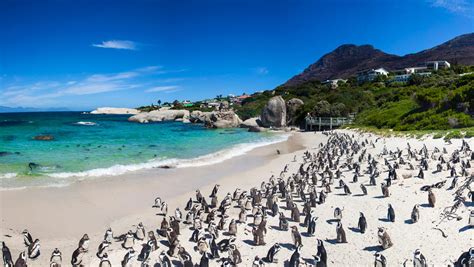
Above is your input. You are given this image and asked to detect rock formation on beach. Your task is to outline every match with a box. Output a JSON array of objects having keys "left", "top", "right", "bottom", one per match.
[
  {"left": 128, "top": 109, "right": 190, "bottom": 123},
  {"left": 260, "top": 95, "right": 287, "bottom": 128},
  {"left": 90, "top": 107, "right": 140, "bottom": 115},
  {"left": 286, "top": 98, "right": 304, "bottom": 126},
  {"left": 204, "top": 111, "right": 242, "bottom": 128}
]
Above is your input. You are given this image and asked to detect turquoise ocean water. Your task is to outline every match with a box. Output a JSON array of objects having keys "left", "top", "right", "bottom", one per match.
[{"left": 0, "top": 112, "right": 286, "bottom": 189}]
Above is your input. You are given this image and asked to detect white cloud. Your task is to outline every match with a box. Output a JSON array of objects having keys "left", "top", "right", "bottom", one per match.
[
  {"left": 0, "top": 66, "right": 175, "bottom": 107},
  {"left": 145, "top": 86, "right": 180, "bottom": 93},
  {"left": 253, "top": 67, "right": 269, "bottom": 75},
  {"left": 92, "top": 40, "right": 138, "bottom": 50},
  {"left": 430, "top": 0, "right": 474, "bottom": 16}
]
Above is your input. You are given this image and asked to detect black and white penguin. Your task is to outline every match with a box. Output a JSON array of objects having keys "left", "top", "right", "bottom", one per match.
[
  {"left": 22, "top": 230, "right": 33, "bottom": 247},
  {"left": 411, "top": 204, "right": 420, "bottom": 223},
  {"left": 358, "top": 212, "right": 367, "bottom": 233},
  {"left": 387, "top": 204, "right": 395, "bottom": 222},
  {"left": 291, "top": 226, "right": 302, "bottom": 248},
  {"left": 71, "top": 247, "right": 86, "bottom": 266},
  {"left": 27, "top": 239, "right": 40, "bottom": 259},
  {"left": 279, "top": 212, "right": 289, "bottom": 231},
  {"left": 413, "top": 249, "right": 428, "bottom": 267},
  {"left": 78, "top": 234, "right": 90, "bottom": 251},
  {"left": 469, "top": 210, "right": 474, "bottom": 227},
  {"left": 374, "top": 252, "right": 387, "bottom": 267},
  {"left": 334, "top": 207, "right": 343, "bottom": 220},
  {"left": 159, "top": 251, "right": 172, "bottom": 267},
  {"left": 99, "top": 253, "right": 112, "bottom": 267},
  {"left": 1, "top": 242, "right": 13, "bottom": 267},
  {"left": 265, "top": 243, "right": 281, "bottom": 263},
  {"left": 360, "top": 184, "right": 368, "bottom": 195},
  {"left": 199, "top": 252, "right": 211, "bottom": 267},
  {"left": 308, "top": 216, "right": 318, "bottom": 236},
  {"left": 185, "top": 198, "right": 193, "bottom": 211},
  {"left": 336, "top": 221, "right": 347, "bottom": 243},
  {"left": 288, "top": 245, "right": 302, "bottom": 267},
  {"left": 428, "top": 190, "right": 436, "bottom": 208},
  {"left": 316, "top": 239, "right": 327, "bottom": 266},
  {"left": 14, "top": 252, "right": 27, "bottom": 267},
  {"left": 135, "top": 223, "right": 146, "bottom": 241},
  {"left": 49, "top": 248, "right": 62, "bottom": 267},
  {"left": 104, "top": 228, "right": 113, "bottom": 244},
  {"left": 121, "top": 248, "right": 135, "bottom": 267},
  {"left": 137, "top": 240, "right": 152, "bottom": 262},
  {"left": 455, "top": 247, "right": 473, "bottom": 267}
]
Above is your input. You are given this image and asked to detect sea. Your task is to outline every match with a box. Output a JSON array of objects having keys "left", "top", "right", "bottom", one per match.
[{"left": 0, "top": 112, "right": 287, "bottom": 189}]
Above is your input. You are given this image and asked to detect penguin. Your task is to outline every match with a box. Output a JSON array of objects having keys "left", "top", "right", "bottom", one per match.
[
  {"left": 178, "top": 247, "right": 194, "bottom": 267},
  {"left": 199, "top": 252, "right": 211, "bottom": 267},
  {"left": 71, "top": 247, "right": 86, "bottom": 266},
  {"left": 334, "top": 207, "right": 343, "bottom": 220},
  {"left": 121, "top": 249, "right": 135, "bottom": 267},
  {"left": 428, "top": 190, "right": 436, "bottom": 208},
  {"left": 14, "top": 252, "right": 27, "bottom": 267},
  {"left": 137, "top": 241, "right": 152, "bottom": 262},
  {"left": 210, "top": 184, "right": 220, "bottom": 198},
  {"left": 159, "top": 251, "right": 172, "bottom": 267},
  {"left": 104, "top": 228, "right": 113, "bottom": 244},
  {"left": 374, "top": 252, "right": 387, "bottom": 267},
  {"left": 135, "top": 222, "right": 146, "bottom": 240},
  {"left": 455, "top": 247, "right": 473, "bottom": 267},
  {"left": 122, "top": 230, "right": 134, "bottom": 249},
  {"left": 228, "top": 219, "right": 237, "bottom": 236},
  {"left": 308, "top": 216, "right": 318, "bottom": 236},
  {"left": 96, "top": 240, "right": 109, "bottom": 259},
  {"left": 411, "top": 204, "right": 420, "bottom": 223},
  {"left": 343, "top": 184, "right": 352, "bottom": 195},
  {"left": 152, "top": 196, "right": 162, "bottom": 208},
  {"left": 185, "top": 198, "right": 193, "bottom": 211},
  {"left": 22, "top": 230, "right": 33, "bottom": 247},
  {"left": 387, "top": 204, "right": 395, "bottom": 222},
  {"left": 316, "top": 239, "right": 327, "bottom": 267},
  {"left": 279, "top": 212, "right": 289, "bottom": 231},
  {"left": 78, "top": 234, "right": 90, "bottom": 251},
  {"left": 1, "top": 242, "right": 13, "bottom": 267},
  {"left": 381, "top": 183, "right": 389, "bottom": 197},
  {"left": 377, "top": 228, "right": 393, "bottom": 249},
  {"left": 99, "top": 253, "right": 112, "bottom": 267},
  {"left": 291, "top": 226, "right": 302, "bottom": 248},
  {"left": 469, "top": 210, "right": 474, "bottom": 227},
  {"left": 360, "top": 184, "right": 368, "bottom": 195},
  {"left": 148, "top": 231, "right": 159, "bottom": 250},
  {"left": 48, "top": 248, "right": 62, "bottom": 267},
  {"left": 358, "top": 212, "right": 367, "bottom": 233},
  {"left": 336, "top": 221, "right": 347, "bottom": 243},
  {"left": 265, "top": 243, "right": 281, "bottom": 263},
  {"left": 288, "top": 245, "right": 302, "bottom": 267},
  {"left": 413, "top": 249, "right": 428, "bottom": 267},
  {"left": 27, "top": 239, "right": 40, "bottom": 259}
]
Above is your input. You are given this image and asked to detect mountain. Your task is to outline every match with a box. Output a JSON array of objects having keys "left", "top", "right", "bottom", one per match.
[
  {"left": 0, "top": 106, "right": 71, "bottom": 113},
  {"left": 284, "top": 33, "right": 474, "bottom": 86}
]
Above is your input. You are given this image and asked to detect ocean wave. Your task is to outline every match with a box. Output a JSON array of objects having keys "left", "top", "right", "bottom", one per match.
[
  {"left": 74, "top": 121, "right": 97, "bottom": 126},
  {"left": 47, "top": 134, "right": 290, "bottom": 179},
  {"left": 0, "top": 173, "right": 18, "bottom": 179}
]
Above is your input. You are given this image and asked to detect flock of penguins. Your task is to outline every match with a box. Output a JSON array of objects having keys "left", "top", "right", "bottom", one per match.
[{"left": 2, "top": 132, "right": 474, "bottom": 267}]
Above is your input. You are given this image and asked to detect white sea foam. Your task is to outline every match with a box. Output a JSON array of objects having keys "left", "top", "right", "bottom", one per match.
[
  {"left": 74, "top": 121, "right": 97, "bottom": 126},
  {"left": 0, "top": 173, "right": 18, "bottom": 179},
  {"left": 47, "top": 134, "right": 290, "bottom": 179}
]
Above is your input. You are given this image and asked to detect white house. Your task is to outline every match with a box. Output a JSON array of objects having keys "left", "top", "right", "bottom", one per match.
[
  {"left": 322, "top": 79, "right": 347, "bottom": 89},
  {"left": 357, "top": 68, "right": 389, "bottom": 83},
  {"left": 425, "top": 61, "right": 450, "bottom": 70}
]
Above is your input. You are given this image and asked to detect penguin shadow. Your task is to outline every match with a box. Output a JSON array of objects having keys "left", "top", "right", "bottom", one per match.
[
  {"left": 270, "top": 225, "right": 285, "bottom": 231},
  {"left": 353, "top": 193, "right": 365, "bottom": 197},
  {"left": 324, "top": 238, "right": 339, "bottom": 245},
  {"left": 159, "top": 240, "right": 170, "bottom": 247},
  {"left": 242, "top": 239, "right": 256, "bottom": 246},
  {"left": 373, "top": 195, "right": 386, "bottom": 199},
  {"left": 335, "top": 193, "right": 349, "bottom": 196},
  {"left": 404, "top": 219, "right": 414, "bottom": 225},
  {"left": 153, "top": 263, "right": 162, "bottom": 267},
  {"left": 326, "top": 219, "right": 340, "bottom": 224},
  {"left": 378, "top": 218, "right": 392, "bottom": 222},
  {"left": 279, "top": 243, "right": 295, "bottom": 250},
  {"left": 301, "top": 232, "right": 315, "bottom": 237},
  {"left": 363, "top": 245, "right": 383, "bottom": 252},
  {"left": 171, "top": 260, "right": 182, "bottom": 266},
  {"left": 465, "top": 202, "right": 474, "bottom": 207},
  {"left": 348, "top": 227, "right": 361, "bottom": 233},
  {"left": 419, "top": 203, "right": 432, "bottom": 208},
  {"left": 459, "top": 225, "right": 472, "bottom": 233}
]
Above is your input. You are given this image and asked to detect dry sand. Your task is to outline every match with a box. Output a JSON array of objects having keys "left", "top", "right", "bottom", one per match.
[{"left": 0, "top": 130, "right": 472, "bottom": 266}]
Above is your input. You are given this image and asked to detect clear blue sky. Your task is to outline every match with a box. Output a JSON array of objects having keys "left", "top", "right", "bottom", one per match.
[{"left": 1, "top": 0, "right": 473, "bottom": 110}]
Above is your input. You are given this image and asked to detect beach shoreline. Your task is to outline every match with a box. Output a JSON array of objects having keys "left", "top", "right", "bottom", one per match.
[{"left": 0, "top": 130, "right": 472, "bottom": 266}]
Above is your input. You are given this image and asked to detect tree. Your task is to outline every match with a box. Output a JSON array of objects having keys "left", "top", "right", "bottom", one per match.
[
  {"left": 313, "top": 100, "right": 331, "bottom": 117},
  {"left": 157, "top": 99, "right": 162, "bottom": 106}
]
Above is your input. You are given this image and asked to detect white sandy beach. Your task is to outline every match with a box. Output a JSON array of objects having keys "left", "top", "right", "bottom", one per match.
[{"left": 0, "top": 130, "right": 472, "bottom": 266}]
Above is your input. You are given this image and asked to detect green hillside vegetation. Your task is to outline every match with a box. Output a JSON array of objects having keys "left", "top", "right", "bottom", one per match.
[{"left": 234, "top": 65, "right": 474, "bottom": 131}]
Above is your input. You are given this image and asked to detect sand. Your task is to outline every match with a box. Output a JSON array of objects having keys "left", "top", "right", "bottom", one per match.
[{"left": 0, "top": 130, "right": 472, "bottom": 266}]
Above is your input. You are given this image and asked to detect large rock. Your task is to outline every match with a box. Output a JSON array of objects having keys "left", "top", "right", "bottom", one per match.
[
  {"left": 128, "top": 109, "right": 190, "bottom": 123},
  {"left": 240, "top": 117, "right": 262, "bottom": 128},
  {"left": 90, "top": 107, "right": 139, "bottom": 115},
  {"left": 205, "top": 111, "right": 242, "bottom": 128},
  {"left": 286, "top": 98, "right": 304, "bottom": 125},
  {"left": 261, "top": 96, "right": 287, "bottom": 128},
  {"left": 189, "top": 111, "right": 212, "bottom": 124}
]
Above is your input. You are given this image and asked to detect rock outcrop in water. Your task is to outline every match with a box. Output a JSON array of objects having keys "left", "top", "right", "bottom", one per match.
[
  {"left": 261, "top": 96, "right": 287, "bottom": 128},
  {"left": 33, "top": 135, "right": 54, "bottom": 141},
  {"left": 240, "top": 117, "right": 262, "bottom": 128},
  {"left": 90, "top": 107, "right": 140, "bottom": 115},
  {"left": 204, "top": 111, "right": 242, "bottom": 129},
  {"left": 128, "top": 109, "right": 190, "bottom": 123}
]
